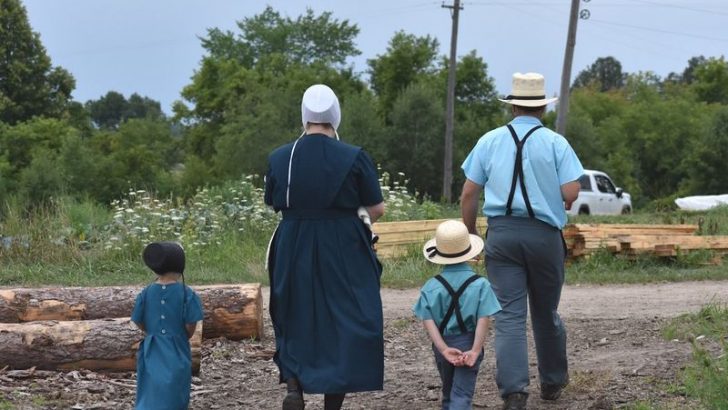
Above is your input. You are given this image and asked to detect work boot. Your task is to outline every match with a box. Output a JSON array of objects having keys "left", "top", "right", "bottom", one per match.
[
  {"left": 540, "top": 376, "right": 569, "bottom": 401},
  {"left": 502, "top": 392, "right": 528, "bottom": 410},
  {"left": 324, "top": 393, "right": 345, "bottom": 410},
  {"left": 282, "top": 378, "right": 304, "bottom": 410}
]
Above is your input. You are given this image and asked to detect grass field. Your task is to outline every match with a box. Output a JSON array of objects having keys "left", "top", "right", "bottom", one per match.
[{"left": 2, "top": 192, "right": 728, "bottom": 288}]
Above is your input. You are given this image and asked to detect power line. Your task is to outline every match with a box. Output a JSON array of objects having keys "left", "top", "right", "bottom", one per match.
[
  {"left": 631, "top": 0, "right": 728, "bottom": 16},
  {"left": 588, "top": 18, "right": 728, "bottom": 43},
  {"left": 355, "top": 2, "right": 440, "bottom": 19}
]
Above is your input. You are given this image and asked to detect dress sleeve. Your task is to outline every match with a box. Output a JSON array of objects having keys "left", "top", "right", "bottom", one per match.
[
  {"left": 476, "top": 280, "right": 502, "bottom": 318},
  {"left": 131, "top": 289, "right": 145, "bottom": 324},
  {"left": 264, "top": 162, "right": 275, "bottom": 206},
  {"left": 355, "top": 150, "right": 384, "bottom": 206},
  {"left": 184, "top": 289, "right": 205, "bottom": 324},
  {"left": 412, "top": 291, "right": 434, "bottom": 321}
]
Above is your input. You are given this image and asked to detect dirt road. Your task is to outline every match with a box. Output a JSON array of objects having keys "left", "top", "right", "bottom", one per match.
[{"left": 2, "top": 281, "right": 727, "bottom": 409}]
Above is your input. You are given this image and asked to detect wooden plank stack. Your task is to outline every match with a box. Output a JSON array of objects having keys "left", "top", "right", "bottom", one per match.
[
  {"left": 374, "top": 218, "right": 487, "bottom": 259},
  {"left": 563, "top": 224, "right": 700, "bottom": 259},
  {"left": 377, "top": 219, "right": 727, "bottom": 262}
]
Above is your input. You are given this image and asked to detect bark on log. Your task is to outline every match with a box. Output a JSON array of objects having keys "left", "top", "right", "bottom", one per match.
[
  {"left": 0, "top": 318, "right": 202, "bottom": 374},
  {"left": 0, "top": 284, "right": 263, "bottom": 340}
]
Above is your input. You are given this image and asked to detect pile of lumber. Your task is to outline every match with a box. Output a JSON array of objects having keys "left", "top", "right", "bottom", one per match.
[
  {"left": 376, "top": 219, "right": 728, "bottom": 262},
  {"left": 0, "top": 284, "right": 263, "bottom": 373},
  {"left": 563, "top": 223, "right": 728, "bottom": 260},
  {"left": 374, "top": 218, "right": 486, "bottom": 259}
]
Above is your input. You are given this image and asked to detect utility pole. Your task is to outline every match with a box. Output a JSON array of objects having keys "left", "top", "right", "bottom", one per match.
[
  {"left": 555, "top": 0, "right": 581, "bottom": 136},
  {"left": 442, "top": 0, "right": 462, "bottom": 202}
]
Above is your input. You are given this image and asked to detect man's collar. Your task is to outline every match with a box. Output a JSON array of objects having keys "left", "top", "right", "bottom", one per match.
[{"left": 510, "top": 115, "right": 543, "bottom": 126}]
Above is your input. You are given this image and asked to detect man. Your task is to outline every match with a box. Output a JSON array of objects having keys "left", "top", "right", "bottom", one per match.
[{"left": 460, "top": 72, "right": 584, "bottom": 410}]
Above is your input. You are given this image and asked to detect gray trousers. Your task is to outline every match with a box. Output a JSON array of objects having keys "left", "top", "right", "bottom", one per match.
[
  {"left": 485, "top": 216, "right": 568, "bottom": 398},
  {"left": 432, "top": 332, "right": 484, "bottom": 410}
]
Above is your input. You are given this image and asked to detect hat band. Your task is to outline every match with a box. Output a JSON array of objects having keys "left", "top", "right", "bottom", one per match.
[
  {"left": 505, "top": 95, "right": 546, "bottom": 100},
  {"left": 426, "top": 245, "right": 472, "bottom": 259}
]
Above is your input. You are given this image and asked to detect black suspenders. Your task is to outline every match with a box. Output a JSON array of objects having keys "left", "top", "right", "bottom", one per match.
[
  {"left": 433, "top": 274, "right": 482, "bottom": 335},
  {"left": 505, "top": 124, "right": 542, "bottom": 218}
]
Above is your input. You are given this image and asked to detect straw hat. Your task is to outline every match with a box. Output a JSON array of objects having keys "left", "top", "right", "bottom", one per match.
[
  {"left": 301, "top": 84, "right": 341, "bottom": 130},
  {"left": 498, "top": 72, "right": 558, "bottom": 107},
  {"left": 423, "top": 220, "right": 484, "bottom": 265}
]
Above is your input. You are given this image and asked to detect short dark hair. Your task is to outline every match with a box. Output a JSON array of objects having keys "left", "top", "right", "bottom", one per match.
[{"left": 513, "top": 104, "right": 546, "bottom": 114}]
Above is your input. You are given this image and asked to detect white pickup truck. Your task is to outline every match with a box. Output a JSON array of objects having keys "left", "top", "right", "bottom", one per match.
[{"left": 567, "top": 170, "right": 632, "bottom": 215}]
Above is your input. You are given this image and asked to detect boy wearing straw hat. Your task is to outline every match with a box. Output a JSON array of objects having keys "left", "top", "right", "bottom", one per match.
[
  {"left": 413, "top": 220, "right": 501, "bottom": 410},
  {"left": 460, "top": 72, "right": 584, "bottom": 409}
]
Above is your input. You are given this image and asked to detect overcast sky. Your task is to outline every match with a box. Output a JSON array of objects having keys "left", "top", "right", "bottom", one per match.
[{"left": 23, "top": 0, "right": 728, "bottom": 113}]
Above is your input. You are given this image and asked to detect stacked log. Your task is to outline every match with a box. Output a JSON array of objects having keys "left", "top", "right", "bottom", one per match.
[
  {"left": 0, "top": 319, "right": 203, "bottom": 374},
  {"left": 0, "top": 284, "right": 263, "bottom": 340},
  {"left": 0, "top": 284, "right": 263, "bottom": 373}
]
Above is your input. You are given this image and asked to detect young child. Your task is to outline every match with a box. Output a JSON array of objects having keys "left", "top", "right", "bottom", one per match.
[
  {"left": 131, "top": 241, "right": 204, "bottom": 410},
  {"left": 413, "top": 220, "right": 502, "bottom": 410}
]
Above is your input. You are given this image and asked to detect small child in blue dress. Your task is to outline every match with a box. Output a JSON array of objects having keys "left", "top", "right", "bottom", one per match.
[
  {"left": 131, "top": 241, "right": 204, "bottom": 410},
  {"left": 413, "top": 220, "right": 502, "bottom": 410}
]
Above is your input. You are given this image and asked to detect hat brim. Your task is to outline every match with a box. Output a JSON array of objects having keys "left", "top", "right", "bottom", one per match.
[
  {"left": 423, "top": 234, "right": 484, "bottom": 265},
  {"left": 498, "top": 97, "right": 558, "bottom": 107}
]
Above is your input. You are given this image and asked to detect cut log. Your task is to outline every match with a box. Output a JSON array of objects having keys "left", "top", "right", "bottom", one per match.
[
  {"left": 0, "top": 318, "right": 202, "bottom": 374},
  {"left": 0, "top": 284, "right": 263, "bottom": 341}
]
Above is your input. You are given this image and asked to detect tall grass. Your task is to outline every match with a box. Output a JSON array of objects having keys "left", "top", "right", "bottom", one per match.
[{"left": 663, "top": 304, "right": 728, "bottom": 410}]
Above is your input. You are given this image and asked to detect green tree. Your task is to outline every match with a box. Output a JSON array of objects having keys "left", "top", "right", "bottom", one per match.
[
  {"left": 89, "top": 119, "right": 178, "bottom": 203},
  {"left": 200, "top": 6, "right": 360, "bottom": 68},
  {"left": 0, "top": 0, "right": 75, "bottom": 124},
  {"left": 85, "top": 91, "right": 164, "bottom": 129},
  {"left": 385, "top": 83, "right": 444, "bottom": 198},
  {"left": 0, "top": 118, "right": 70, "bottom": 193},
  {"left": 692, "top": 56, "right": 728, "bottom": 104},
  {"left": 572, "top": 56, "right": 625, "bottom": 92},
  {"left": 683, "top": 107, "right": 728, "bottom": 195},
  {"left": 367, "top": 31, "right": 439, "bottom": 118},
  {"left": 176, "top": 7, "right": 365, "bottom": 182}
]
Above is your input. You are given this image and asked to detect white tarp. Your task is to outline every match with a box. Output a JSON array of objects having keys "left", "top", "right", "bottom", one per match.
[{"left": 675, "top": 194, "right": 728, "bottom": 211}]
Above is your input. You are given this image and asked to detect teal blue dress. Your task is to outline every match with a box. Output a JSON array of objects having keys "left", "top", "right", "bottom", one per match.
[{"left": 131, "top": 283, "right": 204, "bottom": 410}]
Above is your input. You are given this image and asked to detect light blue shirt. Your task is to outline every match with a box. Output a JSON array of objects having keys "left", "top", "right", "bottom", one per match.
[
  {"left": 461, "top": 116, "right": 584, "bottom": 228},
  {"left": 413, "top": 263, "right": 501, "bottom": 336}
]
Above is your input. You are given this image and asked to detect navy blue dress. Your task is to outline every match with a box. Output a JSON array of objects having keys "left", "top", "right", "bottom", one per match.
[
  {"left": 265, "top": 133, "right": 384, "bottom": 394},
  {"left": 131, "top": 283, "right": 204, "bottom": 410}
]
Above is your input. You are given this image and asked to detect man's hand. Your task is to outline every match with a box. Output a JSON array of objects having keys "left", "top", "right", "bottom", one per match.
[
  {"left": 441, "top": 347, "right": 464, "bottom": 366},
  {"left": 564, "top": 200, "right": 574, "bottom": 211}
]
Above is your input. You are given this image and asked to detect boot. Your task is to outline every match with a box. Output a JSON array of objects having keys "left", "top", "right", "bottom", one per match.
[
  {"left": 282, "top": 378, "right": 304, "bottom": 410},
  {"left": 324, "top": 394, "right": 345, "bottom": 410}
]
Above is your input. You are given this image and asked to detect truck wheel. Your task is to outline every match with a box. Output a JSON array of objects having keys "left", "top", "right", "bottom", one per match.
[
  {"left": 622, "top": 206, "right": 632, "bottom": 214},
  {"left": 578, "top": 206, "right": 590, "bottom": 215}
]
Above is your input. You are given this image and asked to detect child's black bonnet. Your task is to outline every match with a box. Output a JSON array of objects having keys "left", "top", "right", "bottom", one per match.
[{"left": 143, "top": 242, "right": 185, "bottom": 275}]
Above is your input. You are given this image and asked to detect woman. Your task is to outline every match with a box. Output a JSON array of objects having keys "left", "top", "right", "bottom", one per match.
[{"left": 265, "top": 84, "right": 385, "bottom": 410}]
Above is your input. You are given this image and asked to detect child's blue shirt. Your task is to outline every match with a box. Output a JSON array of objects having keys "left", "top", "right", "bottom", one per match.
[{"left": 413, "top": 263, "right": 501, "bottom": 336}]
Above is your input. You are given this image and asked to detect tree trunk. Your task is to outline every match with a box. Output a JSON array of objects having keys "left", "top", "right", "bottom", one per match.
[
  {"left": 0, "top": 318, "right": 202, "bottom": 374},
  {"left": 0, "top": 284, "right": 263, "bottom": 340}
]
